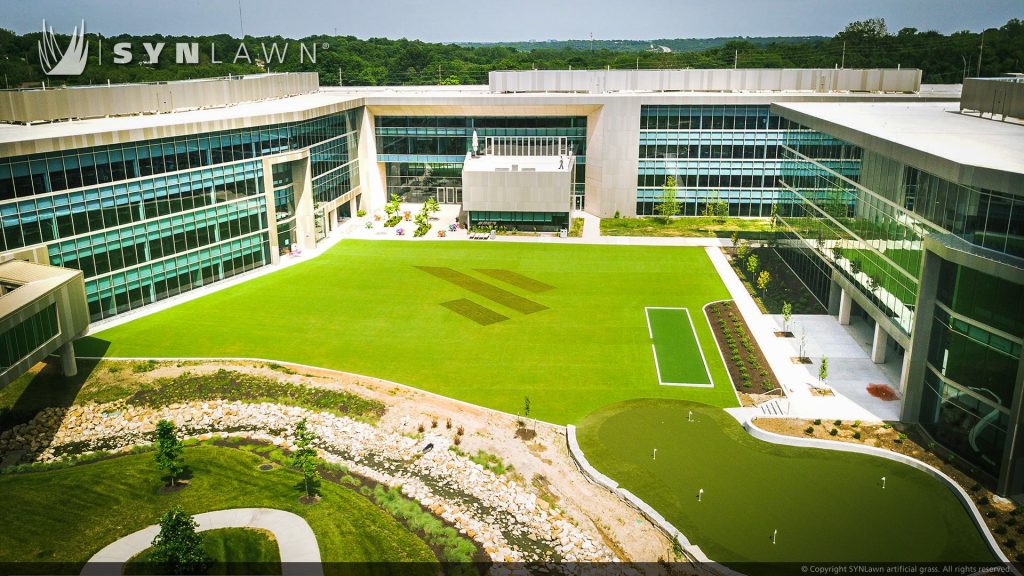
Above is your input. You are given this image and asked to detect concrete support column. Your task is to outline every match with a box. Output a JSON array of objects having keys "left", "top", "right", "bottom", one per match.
[
  {"left": 898, "top": 351, "right": 912, "bottom": 395},
  {"left": 60, "top": 341, "right": 77, "bottom": 377},
  {"left": 838, "top": 288, "right": 852, "bottom": 326},
  {"left": 871, "top": 322, "right": 888, "bottom": 364}
]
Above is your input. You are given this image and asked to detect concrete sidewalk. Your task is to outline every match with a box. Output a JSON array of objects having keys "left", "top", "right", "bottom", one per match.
[
  {"left": 81, "top": 508, "right": 322, "bottom": 576},
  {"left": 707, "top": 246, "right": 899, "bottom": 422}
]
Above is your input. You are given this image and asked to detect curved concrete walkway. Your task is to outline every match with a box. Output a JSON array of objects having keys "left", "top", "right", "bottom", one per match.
[{"left": 80, "top": 508, "right": 322, "bottom": 576}]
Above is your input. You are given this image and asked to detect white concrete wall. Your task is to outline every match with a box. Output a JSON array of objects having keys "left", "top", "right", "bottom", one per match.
[
  {"left": 490, "top": 69, "right": 923, "bottom": 94},
  {"left": 462, "top": 164, "right": 571, "bottom": 213}
]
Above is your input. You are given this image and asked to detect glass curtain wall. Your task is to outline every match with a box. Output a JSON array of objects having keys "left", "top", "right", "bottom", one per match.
[
  {"left": 376, "top": 116, "right": 586, "bottom": 207},
  {"left": 637, "top": 105, "right": 861, "bottom": 216}
]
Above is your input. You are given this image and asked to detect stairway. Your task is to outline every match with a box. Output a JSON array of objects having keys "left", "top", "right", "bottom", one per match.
[{"left": 759, "top": 398, "right": 789, "bottom": 416}]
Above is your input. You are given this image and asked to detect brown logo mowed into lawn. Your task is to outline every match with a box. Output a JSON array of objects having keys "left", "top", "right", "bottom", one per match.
[
  {"left": 440, "top": 298, "right": 510, "bottom": 325},
  {"left": 474, "top": 269, "right": 554, "bottom": 293},
  {"left": 416, "top": 266, "right": 549, "bottom": 315}
]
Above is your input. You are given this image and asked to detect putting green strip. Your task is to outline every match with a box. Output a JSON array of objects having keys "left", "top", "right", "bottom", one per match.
[
  {"left": 645, "top": 307, "right": 712, "bottom": 387},
  {"left": 474, "top": 269, "right": 555, "bottom": 293},
  {"left": 416, "top": 266, "right": 548, "bottom": 314},
  {"left": 440, "top": 298, "right": 509, "bottom": 325}
]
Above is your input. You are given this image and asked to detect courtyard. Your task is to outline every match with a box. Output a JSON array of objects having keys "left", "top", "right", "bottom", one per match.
[{"left": 78, "top": 240, "right": 738, "bottom": 424}]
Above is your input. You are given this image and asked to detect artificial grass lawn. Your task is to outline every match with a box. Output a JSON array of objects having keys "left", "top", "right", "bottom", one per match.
[
  {"left": 79, "top": 240, "right": 737, "bottom": 424},
  {"left": 125, "top": 528, "right": 282, "bottom": 576},
  {"left": 577, "top": 399, "right": 996, "bottom": 567},
  {"left": 645, "top": 308, "right": 710, "bottom": 385},
  {"left": 0, "top": 445, "right": 435, "bottom": 572},
  {"left": 601, "top": 216, "right": 774, "bottom": 238}
]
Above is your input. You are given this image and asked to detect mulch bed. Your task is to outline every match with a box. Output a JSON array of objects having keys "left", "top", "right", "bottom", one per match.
[{"left": 705, "top": 301, "right": 782, "bottom": 403}]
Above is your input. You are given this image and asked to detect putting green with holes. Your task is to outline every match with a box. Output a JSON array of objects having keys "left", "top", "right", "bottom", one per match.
[{"left": 576, "top": 399, "right": 997, "bottom": 568}]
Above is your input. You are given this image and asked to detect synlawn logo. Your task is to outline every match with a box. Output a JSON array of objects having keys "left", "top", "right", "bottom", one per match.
[
  {"left": 38, "top": 19, "right": 89, "bottom": 76},
  {"left": 36, "top": 19, "right": 325, "bottom": 77}
]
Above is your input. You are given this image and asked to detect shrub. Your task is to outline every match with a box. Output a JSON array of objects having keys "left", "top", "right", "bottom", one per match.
[
  {"left": 452, "top": 435, "right": 462, "bottom": 446},
  {"left": 833, "top": 420, "right": 842, "bottom": 426},
  {"left": 456, "top": 425, "right": 465, "bottom": 436},
  {"left": 356, "top": 209, "right": 367, "bottom": 217},
  {"left": 853, "top": 432, "right": 861, "bottom": 440},
  {"left": 971, "top": 483, "right": 982, "bottom": 492},
  {"left": 986, "top": 511, "right": 997, "bottom": 518},
  {"left": 813, "top": 419, "right": 821, "bottom": 425},
  {"left": 1007, "top": 517, "right": 1017, "bottom": 527},
  {"left": 852, "top": 420, "right": 860, "bottom": 428},
  {"left": 431, "top": 418, "right": 438, "bottom": 429},
  {"left": 995, "top": 526, "right": 1008, "bottom": 535},
  {"left": 445, "top": 418, "right": 452, "bottom": 430},
  {"left": 804, "top": 426, "right": 814, "bottom": 435},
  {"left": 977, "top": 496, "right": 990, "bottom": 506},
  {"left": 417, "top": 423, "right": 425, "bottom": 434},
  {"left": 829, "top": 428, "right": 838, "bottom": 436}
]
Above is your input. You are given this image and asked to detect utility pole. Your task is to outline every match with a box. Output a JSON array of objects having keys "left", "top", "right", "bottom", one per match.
[
  {"left": 841, "top": 41, "right": 846, "bottom": 69},
  {"left": 338, "top": 67, "right": 342, "bottom": 87},
  {"left": 734, "top": 50, "right": 738, "bottom": 69},
  {"left": 977, "top": 32, "right": 984, "bottom": 77},
  {"left": 438, "top": 64, "right": 441, "bottom": 84}
]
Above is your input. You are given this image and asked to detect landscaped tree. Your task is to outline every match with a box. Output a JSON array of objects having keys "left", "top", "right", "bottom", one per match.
[
  {"left": 757, "top": 270, "right": 771, "bottom": 298},
  {"left": 746, "top": 254, "right": 759, "bottom": 280},
  {"left": 150, "top": 506, "right": 207, "bottom": 575},
  {"left": 735, "top": 244, "right": 749, "bottom": 264},
  {"left": 782, "top": 302, "right": 793, "bottom": 333},
  {"left": 155, "top": 419, "right": 184, "bottom": 488},
  {"left": 424, "top": 196, "right": 441, "bottom": 216},
  {"left": 383, "top": 194, "right": 402, "bottom": 224},
  {"left": 656, "top": 176, "right": 680, "bottom": 220},
  {"left": 292, "top": 418, "right": 321, "bottom": 501},
  {"left": 819, "top": 356, "right": 829, "bottom": 385}
]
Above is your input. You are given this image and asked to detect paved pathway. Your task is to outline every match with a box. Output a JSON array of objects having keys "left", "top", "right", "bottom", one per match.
[
  {"left": 80, "top": 508, "right": 322, "bottom": 576},
  {"left": 706, "top": 247, "right": 899, "bottom": 422}
]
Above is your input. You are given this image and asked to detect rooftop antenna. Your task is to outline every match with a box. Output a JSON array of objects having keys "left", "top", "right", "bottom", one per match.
[{"left": 237, "top": 0, "right": 245, "bottom": 38}]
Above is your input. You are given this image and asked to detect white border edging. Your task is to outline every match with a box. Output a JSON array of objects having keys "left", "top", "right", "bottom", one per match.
[
  {"left": 745, "top": 416, "right": 1010, "bottom": 563},
  {"left": 644, "top": 307, "right": 714, "bottom": 388},
  {"left": 566, "top": 425, "right": 743, "bottom": 575}
]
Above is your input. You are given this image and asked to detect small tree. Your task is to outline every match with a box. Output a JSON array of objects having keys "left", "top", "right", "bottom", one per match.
[
  {"left": 292, "top": 418, "right": 321, "bottom": 500},
  {"left": 150, "top": 506, "right": 207, "bottom": 575},
  {"left": 819, "top": 356, "right": 829, "bottom": 385},
  {"left": 383, "top": 194, "right": 402, "bottom": 219},
  {"left": 757, "top": 270, "right": 771, "bottom": 298},
  {"left": 735, "top": 244, "right": 749, "bottom": 263},
  {"left": 424, "top": 196, "right": 441, "bottom": 216},
  {"left": 799, "top": 326, "right": 808, "bottom": 359},
  {"left": 746, "top": 254, "right": 759, "bottom": 280},
  {"left": 523, "top": 396, "right": 531, "bottom": 420},
  {"left": 782, "top": 302, "right": 793, "bottom": 333},
  {"left": 656, "top": 176, "right": 680, "bottom": 220},
  {"left": 155, "top": 420, "right": 184, "bottom": 487},
  {"left": 730, "top": 232, "right": 740, "bottom": 252}
]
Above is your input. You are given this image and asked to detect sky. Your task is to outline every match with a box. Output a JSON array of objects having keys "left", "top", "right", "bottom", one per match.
[{"left": 3, "top": 0, "right": 1021, "bottom": 42}]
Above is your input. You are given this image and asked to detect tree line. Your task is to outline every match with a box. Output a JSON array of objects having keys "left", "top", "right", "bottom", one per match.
[{"left": 0, "top": 17, "right": 1020, "bottom": 89}]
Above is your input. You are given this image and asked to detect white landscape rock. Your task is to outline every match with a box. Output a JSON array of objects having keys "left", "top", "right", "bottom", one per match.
[{"left": 0, "top": 399, "right": 616, "bottom": 563}]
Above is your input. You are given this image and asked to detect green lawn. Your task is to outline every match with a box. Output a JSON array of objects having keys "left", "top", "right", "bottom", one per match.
[
  {"left": 577, "top": 399, "right": 996, "bottom": 568},
  {"left": 0, "top": 445, "right": 435, "bottom": 573},
  {"left": 78, "top": 240, "right": 737, "bottom": 424},
  {"left": 601, "top": 216, "right": 774, "bottom": 238},
  {"left": 125, "top": 528, "right": 282, "bottom": 575},
  {"left": 645, "top": 308, "right": 711, "bottom": 386}
]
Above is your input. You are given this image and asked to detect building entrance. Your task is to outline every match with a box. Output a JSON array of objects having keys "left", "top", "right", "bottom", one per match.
[{"left": 436, "top": 187, "right": 462, "bottom": 204}]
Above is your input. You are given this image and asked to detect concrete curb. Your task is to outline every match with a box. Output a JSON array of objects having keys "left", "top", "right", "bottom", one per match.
[
  {"left": 81, "top": 507, "right": 322, "bottom": 576},
  {"left": 565, "top": 425, "right": 743, "bottom": 575},
  {"left": 745, "top": 416, "right": 1010, "bottom": 564}
]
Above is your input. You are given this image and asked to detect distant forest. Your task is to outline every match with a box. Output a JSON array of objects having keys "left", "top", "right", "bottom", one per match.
[
  {"left": 457, "top": 36, "right": 828, "bottom": 53},
  {"left": 0, "top": 18, "right": 1021, "bottom": 88}
]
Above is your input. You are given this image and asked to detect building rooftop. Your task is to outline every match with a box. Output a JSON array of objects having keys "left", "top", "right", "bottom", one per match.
[
  {"left": 773, "top": 101, "right": 1024, "bottom": 190},
  {"left": 0, "top": 259, "right": 82, "bottom": 317},
  {"left": 462, "top": 153, "right": 573, "bottom": 173}
]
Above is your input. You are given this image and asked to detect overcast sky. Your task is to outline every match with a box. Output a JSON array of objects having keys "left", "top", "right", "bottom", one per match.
[{"left": 4, "top": 0, "right": 1021, "bottom": 42}]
